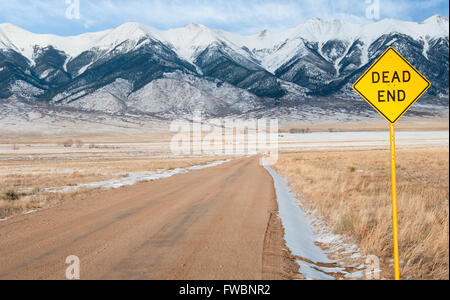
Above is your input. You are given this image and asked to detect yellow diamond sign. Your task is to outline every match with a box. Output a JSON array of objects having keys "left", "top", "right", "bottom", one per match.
[{"left": 353, "top": 47, "right": 431, "bottom": 124}]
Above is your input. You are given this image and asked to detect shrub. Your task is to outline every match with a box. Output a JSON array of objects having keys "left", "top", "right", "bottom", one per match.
[
  {"left": 2, "top": 190, "right": 19, "bottom": 201},
  {"left": 63, "top": 139, "right": 74, "bottom": 148},
  {"left": 75, "top": 140, "right": 84, "bottom": 148}
]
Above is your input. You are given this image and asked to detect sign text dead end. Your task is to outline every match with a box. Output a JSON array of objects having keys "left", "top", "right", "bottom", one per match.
[{"left": 353, "top": 47, "right": 431, "bottom": 124}]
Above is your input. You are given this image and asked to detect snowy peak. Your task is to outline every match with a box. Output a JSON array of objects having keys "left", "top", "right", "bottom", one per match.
[
  {"left": 0, "top": 22, "right": 157, "bottom": 64},
  {"left": 1, "top": 16, "right": 448, "bottom": 65},
  {"left": 422, "top": 15, "right": 449, "bottom": 35},
  {"left": 155, "top": 23, "right": 256, "bottom": 63},
  {"left": 159, "top": 23, "right": 226, "bottom": 61},
  {"left": 100, "top": 22, "right": 149, "bottom": 43},
  {"left": 0, "top": 23, "right": 33, "bottom": 51},
  {"left": 183, "top": 23, "right": 209, "bottom": 30},
  {"left": 0, "top": 23, "right": 114, "bottom": 63},
  {"left": 0, "top": 23, "right": 26, "bottom": 35},
  {"left": 423, "top": 14, "right": 448, "bottom": 25},
  {"left": 289, "top": 18, "right": 355, "bottom": 41},
  {"left": 0, "top": 16, "right": 448, "bottom": 109}
]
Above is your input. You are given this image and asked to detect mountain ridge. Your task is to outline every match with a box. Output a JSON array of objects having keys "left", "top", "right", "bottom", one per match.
[{"left": 0, "top": 16, "right": 448, "bottom": 118}]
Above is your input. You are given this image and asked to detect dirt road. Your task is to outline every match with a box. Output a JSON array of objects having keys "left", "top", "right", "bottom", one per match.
[{"left": 0, "top": 157, "right": 298, "bottom": 280}]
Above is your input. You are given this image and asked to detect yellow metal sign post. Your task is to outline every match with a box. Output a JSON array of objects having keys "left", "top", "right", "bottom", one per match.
[
  {"left": 353, "top": 47, "right": 431, "bottom": 280},
  {"left": 389, "top": 123, "right": 399, "bottom": 280}
]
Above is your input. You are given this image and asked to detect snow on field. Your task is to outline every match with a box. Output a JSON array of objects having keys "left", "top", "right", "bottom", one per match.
[
  {"left": 262, "top": 157, "right": 370, "bottom": 280},
  {"left": 282, "top": 131, "right": 449, "bottom": 141},
  {"left": 187, "top": 159, "right": 232, "bottom": 170},
  {"left": 279, "top": 131, "right": 449, "bottom": 151}
]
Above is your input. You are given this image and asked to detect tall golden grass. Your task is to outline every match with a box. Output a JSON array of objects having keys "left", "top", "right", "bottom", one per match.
[{"left": 274, "top": 148, "right": 449, "bottom": 280}]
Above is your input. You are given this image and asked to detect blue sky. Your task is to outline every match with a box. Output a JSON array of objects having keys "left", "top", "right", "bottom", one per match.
[{"left": 0, "top": 0, "right": 448, "bottom": 35}]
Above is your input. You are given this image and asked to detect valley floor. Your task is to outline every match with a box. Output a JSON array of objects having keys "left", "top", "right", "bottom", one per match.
[{"left": 0, "top": 116, "right": 448, "bottom": 280}]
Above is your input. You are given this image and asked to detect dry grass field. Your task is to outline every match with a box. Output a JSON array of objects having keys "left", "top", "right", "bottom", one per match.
[
  {"left": 274, "top": 148, "right": 449, "bottom": 280},
  {"left": 0, "top": 153, "right": 231, "bottom": 219}
]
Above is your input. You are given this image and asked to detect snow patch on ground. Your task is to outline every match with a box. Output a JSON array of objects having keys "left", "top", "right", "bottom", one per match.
[
  {"left": 262, "top": 157, "right": 371, "bottom": 280},
  {"left": 278, "top": 131, "right": 449, "bottom": 151},
  {"left": 44, "top": 159, "right": 232, "bottom": 193},
  {"left": 1, "top": 209, "right": 42, "bottom": 222}
]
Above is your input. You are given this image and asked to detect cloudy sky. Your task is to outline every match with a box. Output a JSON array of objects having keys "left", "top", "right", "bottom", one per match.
[{"left": 0, "top": 0, "right": 448, "bottom": 35}]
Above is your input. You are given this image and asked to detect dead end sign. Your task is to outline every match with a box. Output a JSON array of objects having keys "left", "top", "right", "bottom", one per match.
[
  {"left": 353, "top": 47, "right": 431, "bottom": 124},
  {"left": 352, "top": 46, "right": 432, "bottom": 280}
]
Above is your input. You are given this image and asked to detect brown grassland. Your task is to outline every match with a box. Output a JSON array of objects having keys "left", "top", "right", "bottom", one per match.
[
  {"left": 0, "top": 155, "right": 230, "bottom": 219},
  {"left": 274, "top": 147, "right": 449, "bottom": 280}
]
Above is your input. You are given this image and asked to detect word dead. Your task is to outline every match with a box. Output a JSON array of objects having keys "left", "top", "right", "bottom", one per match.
[{"left": 372, "top": 71, "right": 411, "bottom": 102}]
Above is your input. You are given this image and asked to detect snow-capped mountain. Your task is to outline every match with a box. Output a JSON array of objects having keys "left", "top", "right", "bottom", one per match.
[{"left": 0, "top": 15, "right": 448, "bottom": 118}]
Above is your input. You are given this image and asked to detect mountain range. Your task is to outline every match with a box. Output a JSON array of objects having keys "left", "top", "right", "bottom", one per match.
[{"left": 0, "top": 15, "right": 448, "bottom": 118}]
